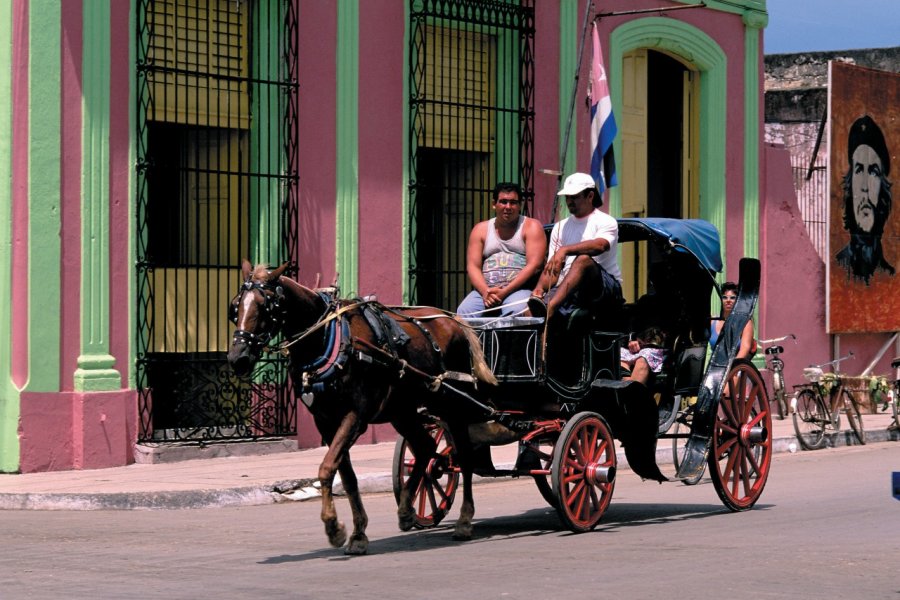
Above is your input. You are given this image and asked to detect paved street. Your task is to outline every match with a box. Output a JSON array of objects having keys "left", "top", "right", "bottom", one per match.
[{"left": 1, "top": 442, "right": 897, "bottom": 600}]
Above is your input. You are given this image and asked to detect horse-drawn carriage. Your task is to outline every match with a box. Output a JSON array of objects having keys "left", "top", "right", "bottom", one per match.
[{"left": 228, "top": 218, "right": 771, "bottom": 554}]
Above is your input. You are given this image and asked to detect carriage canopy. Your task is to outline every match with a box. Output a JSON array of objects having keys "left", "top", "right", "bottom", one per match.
[{"left": 617, "top": 218, "right": 722, "bottom": 274}]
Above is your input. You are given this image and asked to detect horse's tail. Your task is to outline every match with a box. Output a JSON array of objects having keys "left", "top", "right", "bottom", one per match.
[{"left": 455, "top": 317, "right": 498, "bottom": 387}]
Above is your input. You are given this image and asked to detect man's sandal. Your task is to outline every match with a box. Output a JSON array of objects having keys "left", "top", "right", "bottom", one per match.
[{"left": 527, "top": 295, "right": 547, "bottom": 319}]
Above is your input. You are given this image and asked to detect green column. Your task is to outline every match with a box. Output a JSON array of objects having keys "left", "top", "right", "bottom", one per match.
[
  {"left": 75, "top": 0, "right": 120, "bottom": 392},
  {"left": 0, "top": 0, "right": 17, "bottom": 470},
  {"left": 742, "top": 10, "right": 767, "bottom": 261},
  {"left": 335, "top": 1, "right": 359, "bottom": 295},
  {"left": 556, "top": 0, "right": 578, "bottom": 219},
  {"left": 28, "top": 0, "right": 62, "bottom": 392}
]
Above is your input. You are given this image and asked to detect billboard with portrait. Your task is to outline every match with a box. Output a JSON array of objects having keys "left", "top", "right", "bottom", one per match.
[{"left": 827, "top": 61, "right": 900, "bottom": 333}]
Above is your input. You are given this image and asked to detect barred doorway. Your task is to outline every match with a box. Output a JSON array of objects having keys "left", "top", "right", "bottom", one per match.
[
  {"left": 408, "top": 0, "right": 535, "bottom": 308},
  {"left": 135, "top": 0, "right": 299, "bottom": 442}
]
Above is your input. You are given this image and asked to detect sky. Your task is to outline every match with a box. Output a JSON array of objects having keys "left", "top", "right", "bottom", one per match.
[{"left": 764, "top": 0, "right": 900, "bottom": 54}]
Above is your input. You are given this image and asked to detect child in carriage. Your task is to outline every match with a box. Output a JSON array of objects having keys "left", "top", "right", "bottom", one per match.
[{"left": 619, "top": 326, "right": 668, "bottom": 386}]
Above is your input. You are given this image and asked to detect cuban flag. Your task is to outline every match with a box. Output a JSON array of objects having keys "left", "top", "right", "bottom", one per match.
[{"left": 589, "top": 23, "right": 618, "bottom": 194}]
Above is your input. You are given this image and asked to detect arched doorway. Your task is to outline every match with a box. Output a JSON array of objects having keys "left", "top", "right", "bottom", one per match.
[
  {"left": 619, "top": 48, "right": 700, "bottom": 301},
  {"left": 610, "top": 18, "right": 727, "bottom": 302}
]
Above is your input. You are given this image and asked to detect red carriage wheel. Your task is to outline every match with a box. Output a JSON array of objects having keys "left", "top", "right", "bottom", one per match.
[
  {"left": 709, "top": 359, "right": 772, "bottom": 511},
  {"left": 528, "top": 436, "right": 559, "bottom": 508},
  {"left": 550, "top": 412, "right": 616, "bottom": 532},
  {"left": 391, "top": 424, "right": 459, "bottom": 528}
]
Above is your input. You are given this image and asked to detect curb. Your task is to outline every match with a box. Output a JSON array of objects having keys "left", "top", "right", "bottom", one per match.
[{"left": 1, "top": 431, "right": 896, "bottom": 511}]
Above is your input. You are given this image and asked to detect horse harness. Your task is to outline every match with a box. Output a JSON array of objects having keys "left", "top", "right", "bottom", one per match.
[
  {"left": 250, "top": 289, "right": 479, "bottom": 412},
  {"left": 230, "top": 279, "right": 286, "bottom": 353}
]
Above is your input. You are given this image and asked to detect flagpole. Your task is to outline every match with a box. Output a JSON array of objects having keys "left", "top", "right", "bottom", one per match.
[{"left": 553, "top": 0, "right": 593, "bottom": 223}]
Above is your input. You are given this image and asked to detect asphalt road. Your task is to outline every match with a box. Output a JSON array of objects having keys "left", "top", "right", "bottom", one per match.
[{"left": 1, "top": 443, "right": 898, "bottom": 600}]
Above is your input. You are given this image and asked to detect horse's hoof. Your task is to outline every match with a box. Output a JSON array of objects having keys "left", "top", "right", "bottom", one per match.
[
  {"left": 398, "top": 508, "right": 415, "bottom": 531},
  {"left": 327, "top": 522, "right": 347, "bottom": 548},
  {"left": 452, "top": 524, "right": 473, "bottom": 541},
  {"left": 345, "top": 534, "right": 369, "bottom": 555}
]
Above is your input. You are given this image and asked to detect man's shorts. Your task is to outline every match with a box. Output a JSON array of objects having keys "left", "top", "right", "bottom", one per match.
[{"left": 548, "top": 261, "right": 623, "bottom": 319}]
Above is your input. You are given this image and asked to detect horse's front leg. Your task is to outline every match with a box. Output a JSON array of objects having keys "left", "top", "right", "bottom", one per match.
[
  {"left": 317, "top": 413, "right": 364, "bottom": 551},
  {"left": 336, "top": 456, "right": 369, "bottom": 555}
]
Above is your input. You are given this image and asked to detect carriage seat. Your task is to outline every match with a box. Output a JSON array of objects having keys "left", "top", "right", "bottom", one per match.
[
  {"left": 463, "top": 316, "right": 544, "bottom": 382},
  {"left": 652, "top": 337, "right": 708, "bottom": 433}
]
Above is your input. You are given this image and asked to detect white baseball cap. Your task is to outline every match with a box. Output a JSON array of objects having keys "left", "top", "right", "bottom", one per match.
[{"left": 557, "top": 172, "right": 599, "bottom": 197}]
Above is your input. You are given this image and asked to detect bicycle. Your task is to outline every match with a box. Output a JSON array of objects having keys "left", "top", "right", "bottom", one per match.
[
  {"left": 791, "top": 352, "right": 866, "bottom": 450},
  {"left": 759, "top": 333, "right": 797, "bottom": 420},
  {"left": 885, "top": 357, "right": 900, "bottom": 432}
]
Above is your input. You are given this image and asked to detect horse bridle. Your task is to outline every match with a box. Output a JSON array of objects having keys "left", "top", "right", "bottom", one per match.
[{"left": 230, "top": 279, "right": 286, "bottom": 353}]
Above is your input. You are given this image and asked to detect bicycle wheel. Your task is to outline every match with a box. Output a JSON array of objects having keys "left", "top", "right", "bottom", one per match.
[
  {"left": 792, "top": 388, "right": 827, "bottom": 450},
  {"left": 841, "top": 388, "right": 866, "bottom": 445},
  {"left": 671, "top": 420, "right": 704, "bottom": 485}
]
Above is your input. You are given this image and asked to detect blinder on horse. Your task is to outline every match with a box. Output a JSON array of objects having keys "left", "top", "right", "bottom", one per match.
[{"left": 229, "top": 278, "right": 286, "bottom": 355}]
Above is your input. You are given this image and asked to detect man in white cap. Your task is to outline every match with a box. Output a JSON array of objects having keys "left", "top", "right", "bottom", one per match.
[{"left": 527, "top": 172, "right": 623, "bottom": 321}]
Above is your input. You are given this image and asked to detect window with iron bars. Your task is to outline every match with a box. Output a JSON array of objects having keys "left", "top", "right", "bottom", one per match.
[
  {"left": 408, "top": 0, "right": 535, "bottom": 309},
  {"left": 135, "top": 0, "right": 299, "bottom": 442}
]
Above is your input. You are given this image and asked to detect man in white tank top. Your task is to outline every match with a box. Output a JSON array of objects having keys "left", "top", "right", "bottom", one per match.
[
  {"left": 527, "top": 172, "right": 623, "bottom": 321},
  {"left": 457, "top": 182, "right": 547, "bottom": 317}
]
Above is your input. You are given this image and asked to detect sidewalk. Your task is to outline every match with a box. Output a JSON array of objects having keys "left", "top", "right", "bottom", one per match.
[{"left": 1, "top": 412, "right": 896, "bottom": 511}]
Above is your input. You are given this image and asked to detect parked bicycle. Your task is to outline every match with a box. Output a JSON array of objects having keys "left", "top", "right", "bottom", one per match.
[
  {"left": 791, "top": 352, "right": 865, "bottom": 450},
  {"left": 759, "top": 334, "right": 796, "bottom": 420},
  {"left": 885, "top": 357, "right": 900, "bottom": 432}
]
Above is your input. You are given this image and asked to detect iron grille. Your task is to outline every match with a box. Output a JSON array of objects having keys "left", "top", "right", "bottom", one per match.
[
  {"left": 792, "top": 158, "right": 828, "bottom": 263},
  {"left": 408, "top": 0, "right": 535, "bottom": 308},
  {"left": 135, "top": 0, "right": 299, "bottom": 442}
]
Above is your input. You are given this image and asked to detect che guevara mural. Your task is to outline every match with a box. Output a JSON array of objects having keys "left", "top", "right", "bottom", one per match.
[{"left": 828, "top": 61, "right": 900, "bottom": 333}]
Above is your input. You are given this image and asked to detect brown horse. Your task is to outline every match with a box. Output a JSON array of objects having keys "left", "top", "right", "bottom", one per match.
[{"left": 226, "top": 260, "right": 496, "bottom": 554}]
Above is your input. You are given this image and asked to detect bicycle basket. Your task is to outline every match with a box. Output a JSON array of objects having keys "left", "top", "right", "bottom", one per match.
[{"left": 803, "top": 367, "right": 824, "bottom": 382}]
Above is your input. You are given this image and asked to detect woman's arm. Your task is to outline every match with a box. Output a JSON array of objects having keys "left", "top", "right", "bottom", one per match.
[{"left": 737, "top": 319, "right": 755, "bottom": 359}]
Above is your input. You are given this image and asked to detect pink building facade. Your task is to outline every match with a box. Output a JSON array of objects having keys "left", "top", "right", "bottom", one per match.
[{"left": 5, "top": 0, "right": 880, "bottom": 475}]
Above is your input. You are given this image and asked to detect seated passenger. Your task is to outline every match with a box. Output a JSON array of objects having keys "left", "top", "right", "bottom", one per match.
[
  {"left": 710, "top": 282, "right": 756, "bottom": 359},
  {"left": 456, "top": 182, "right": 547, "bottom": 317},
  {"left": 620, "top": 327, "right": 668, "bottom": 386},
  {"left": 526, "top": 172, "right": 623, "bottom": 321}
]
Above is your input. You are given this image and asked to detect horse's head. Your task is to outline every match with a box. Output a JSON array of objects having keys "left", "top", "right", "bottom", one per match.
[{"left": 227, "top": 260, "right": 290, "bottom": 376}]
